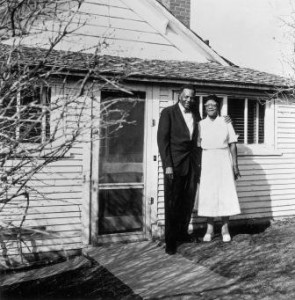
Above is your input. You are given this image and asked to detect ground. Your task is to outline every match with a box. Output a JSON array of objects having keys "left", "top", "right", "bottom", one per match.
[
  {"left": 178, "top": 219, "right": 295, "bottom": 299},
  {"left": 1, "top": 218, "right": 295, "bottom": 299}
]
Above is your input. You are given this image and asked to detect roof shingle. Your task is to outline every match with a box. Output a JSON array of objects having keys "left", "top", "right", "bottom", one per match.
[{"left": 0, "top": 43, "right": 290, "bottom": 88}]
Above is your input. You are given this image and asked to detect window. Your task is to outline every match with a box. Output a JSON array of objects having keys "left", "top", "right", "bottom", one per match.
[
  {"left": 99, "top": 90, "right": 145, "bottom": 183},
  {"left": 0, "top": 86, "right": 51, "bottom": 143},
  {"left": 196, "top": 94, "right": 266, "bottom": 146},
  {"left": 228, "top": 97, "right": 265, "bottom": 145}
]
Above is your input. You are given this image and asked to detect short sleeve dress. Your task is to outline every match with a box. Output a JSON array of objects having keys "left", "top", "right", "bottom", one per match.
[{"left": 197, "top": 116, "right": 241, "bottom": 217}]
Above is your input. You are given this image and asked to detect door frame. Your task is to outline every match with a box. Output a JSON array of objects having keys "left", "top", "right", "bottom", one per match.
[{"left": 82, "top": 83, "right": 157, "bottom": 245}]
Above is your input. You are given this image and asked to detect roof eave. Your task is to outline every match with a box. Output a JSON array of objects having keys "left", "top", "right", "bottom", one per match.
[{"left": 52, "top": 67, "right": 287, "bottom": 91}]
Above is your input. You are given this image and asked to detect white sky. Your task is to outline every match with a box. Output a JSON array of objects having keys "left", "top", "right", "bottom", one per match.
[{"left": 190, "top": 0, "right": 295, "bottom": 77}]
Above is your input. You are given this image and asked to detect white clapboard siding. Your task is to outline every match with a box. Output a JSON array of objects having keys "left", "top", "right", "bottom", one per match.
[
  {"left": 156, "top": 87, "right": 174, "bottom": 226},
  {"left": 158, "top": 194, "right": 295, "bottom": 210},
  {"left": 240, "top": 199, "right": 295, "bottom": 209},
  {"left": 1, "top": 216, "right": 82, "bottom": 231},
  {"left": 63, "top": 16, "right": 158, "bottom": 33},
  {"left": 0, "top": 82, "right": 86, "bottom": 266},
  {"left": 71, "top": 2, "right": 143, "bottom": 20},
  {"left": 156, "top": 90, "right": 295, "bottom": 227},
  {"left": 2, "top": 186, "right": 82, "bottom": 196},
  {"left": 85, "top": 0, "right": 128, "bottom": 8},
  {"left": 158, "top": 176, "right": 295, "bottom": 186},
  {"left": 2, "top": 193, "right": 81, "bottom": 201},
  {"left": 37, "top": 24, "right": 171, "bottom": 45},
  {"left": 31, "top": 0, "right": 179, "bottom": 57},
  {"left": 2, "top": 200, "right": 81, "bottom": 209},
  {"left": 158, "top": 202, "right": 295, "bottom": 216},
  {"left": 30, "top": 173, "right": 82, "bottom": 181},
  {"left": 41, "top": 223, "right": 82, "bottom": 232},
  {"left": 231, "top": 101, "right": 295, "bottom": 221},
  {"left": 2, "top": 212, "right": 81, "bottom": 221},
  {"left": 18, "top": 0, "right": 211, "bottom": 61},
  {"left": 189, "top": 210, "right": 295, "bottom": 225},
  {"left": 158, "top": 167, "right": 295, "bottom": 177},
  {"left": 1, "top": 205, "right": 81, "bottom": 215},
  {"left": 3, "top": 237, "right": 82, "bottom": 256},
  {"left": 46, "top": 35, "right": 181, "bottom": 60}
]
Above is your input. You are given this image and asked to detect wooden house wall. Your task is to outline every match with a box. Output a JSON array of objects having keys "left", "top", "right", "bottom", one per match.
[
  {"left": 156, "top": 88, "right": 295, "bottom": 228},
  {"left": 31, "top": 0, "right": 196, "bottom": 61},
  {"left": 0, "top": 82, "right": 86, "bottom": 268},
  {"left": 231, "top": 99, "right": 295, "bottom": 220}
]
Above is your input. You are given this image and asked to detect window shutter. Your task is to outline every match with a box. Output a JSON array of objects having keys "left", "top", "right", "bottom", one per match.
[
  {"left": 247, "top": 100, "right": 256, "bottom": 144},
  {"left": 258, "top": 101, "right": 265, "bottom": 144},
  {"left": 45, "top": 87, "right": 51, "bottom": 140},
  {"left": 248, "top": 100, "right": 265, "bottom": 144},
  {"left": 228, "top": 98, "right": 244, "bottom": 143}
]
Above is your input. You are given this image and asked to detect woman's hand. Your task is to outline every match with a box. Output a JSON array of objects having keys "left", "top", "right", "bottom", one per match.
[
  {"left": 233, "top": 165, "right": 241, "bottom": 180},
  {"left": 223, "top": 115, "right": 232, "bottom": 124}
]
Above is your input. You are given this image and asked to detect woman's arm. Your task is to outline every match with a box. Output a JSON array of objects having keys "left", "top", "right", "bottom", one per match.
[
  {"left": 229, "top": 143, "right": 241, "bottom": 180},
  {"left": 196, "top": 122, "right": 202, "bottom": 182}
]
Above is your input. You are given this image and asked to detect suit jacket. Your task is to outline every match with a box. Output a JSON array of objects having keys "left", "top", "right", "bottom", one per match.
[{"left": 157, "top": 103, "right": 201, "bottom": 176}]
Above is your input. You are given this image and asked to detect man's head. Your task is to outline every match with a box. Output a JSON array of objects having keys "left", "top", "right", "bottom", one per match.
[{"left": 178, "top": 84, "right": 195, "bottom": 112}]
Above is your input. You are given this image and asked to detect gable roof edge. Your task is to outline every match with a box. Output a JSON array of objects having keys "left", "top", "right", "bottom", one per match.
[{"left": 122, "top": 0, "right": 230, "bottom": 66}]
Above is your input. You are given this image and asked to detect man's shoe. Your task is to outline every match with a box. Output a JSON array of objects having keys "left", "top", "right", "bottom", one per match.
[
  {"left": 178, "top": 234, "right": 195, "bottom": 243},
  {"left": 165, "top": 247, "right": 177, "bottom": 255}
]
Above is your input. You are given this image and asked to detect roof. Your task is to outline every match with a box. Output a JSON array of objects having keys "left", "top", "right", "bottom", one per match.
[
  {"left": 0, "top": 44, "right": 290, "bottom": 89},
  {"left": 2, "top": 0, "right": 229, "bottom": 65}
]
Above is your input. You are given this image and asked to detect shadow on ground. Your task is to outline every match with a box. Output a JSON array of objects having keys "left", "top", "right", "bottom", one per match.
[
  {"left": 0, "top": 256, "right": 141, "bottom": 300},
  {"left": 179, "top": 218, "right": 295, "bottom": 299},
  {"left": 2, "top": 219, "right": 295, "bottom": 300}
]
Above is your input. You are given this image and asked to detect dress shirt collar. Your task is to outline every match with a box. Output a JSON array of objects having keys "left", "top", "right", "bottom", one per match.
[{"left": 178, "top": 102, "right": 191, "bottom": 114}]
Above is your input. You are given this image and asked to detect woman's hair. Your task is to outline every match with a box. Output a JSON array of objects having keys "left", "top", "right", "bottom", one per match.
[{"left": 204, "top": 94, "right": 220, "bottom": 106}]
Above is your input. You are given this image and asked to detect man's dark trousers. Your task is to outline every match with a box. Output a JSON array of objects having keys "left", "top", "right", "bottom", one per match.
[{"left": 164, "top": 160, "right": 198, "bottom": 251}]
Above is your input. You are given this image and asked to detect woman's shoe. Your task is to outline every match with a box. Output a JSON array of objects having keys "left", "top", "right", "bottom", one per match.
[
  {"left": 203, "top": 233, "right": 213, "bottom": 242},
  {"left": 222, "top": 233, "right": 231, "bottom": 243}
]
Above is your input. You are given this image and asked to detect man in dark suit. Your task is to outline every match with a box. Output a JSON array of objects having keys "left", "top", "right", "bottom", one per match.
[{"left": 157, "top": 84, "right": 201, "bottom": 255}]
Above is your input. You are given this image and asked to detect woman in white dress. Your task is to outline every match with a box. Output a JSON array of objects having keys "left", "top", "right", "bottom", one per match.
[{"left": 197, "top": 95, "right": 241, "bottom": 242}]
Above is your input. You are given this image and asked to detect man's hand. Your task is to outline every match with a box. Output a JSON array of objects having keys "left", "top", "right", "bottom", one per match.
[
  {"left": 165, "top": 167, "right": 174, "bottom": 181},
  {"left": 223, "top": 115, "right": 232, "bottom": 124}
]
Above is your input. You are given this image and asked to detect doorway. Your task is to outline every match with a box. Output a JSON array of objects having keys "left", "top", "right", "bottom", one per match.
[{"left": 91, "top": 88, "right": 152, "bottom": 243}]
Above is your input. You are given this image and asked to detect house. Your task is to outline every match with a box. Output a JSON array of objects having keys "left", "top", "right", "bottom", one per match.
[{"left": 0, "top": 0, "right": 294, "bottom": 269}]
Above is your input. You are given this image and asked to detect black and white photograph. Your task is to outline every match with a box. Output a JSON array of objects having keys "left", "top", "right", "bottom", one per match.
[{"left": 0, "top": 0, "right": 295, "bottom": 299}]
